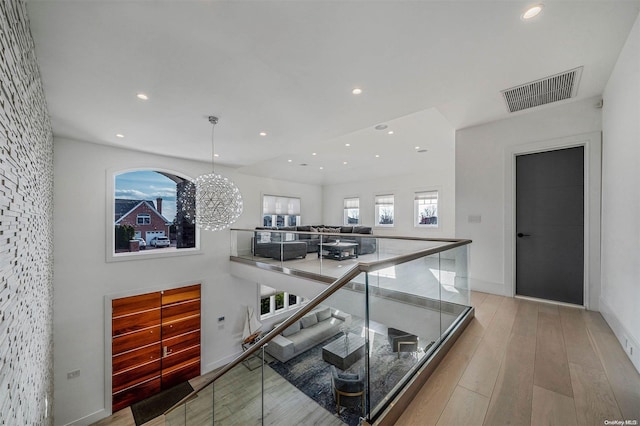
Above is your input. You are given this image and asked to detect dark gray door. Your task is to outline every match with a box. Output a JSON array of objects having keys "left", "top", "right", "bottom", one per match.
[{"left": 516, "top": 146, "right": 584, "bottom": 305}]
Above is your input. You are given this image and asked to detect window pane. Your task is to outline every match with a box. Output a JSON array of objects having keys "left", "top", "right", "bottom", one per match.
[
  {"left": 288, "top": 294, "right": 297, "bottom": 306},
  {"left": 275, "top": 292, "right": 285, "bottom": 310},
  {"left": 415, "top": 190, "right": 438, "bottom": 226},
  {"left": 375, "top": 195, "right": 394, "bottom": 226},
  {"left": 260, "top": 298, "right": 271, "bottom": 315}
]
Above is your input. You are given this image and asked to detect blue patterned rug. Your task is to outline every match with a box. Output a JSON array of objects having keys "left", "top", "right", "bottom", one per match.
[{"left": 268, "top": 332, "right": 420, "bottom": 426}]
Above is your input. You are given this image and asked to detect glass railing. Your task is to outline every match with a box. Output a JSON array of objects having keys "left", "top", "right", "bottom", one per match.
[{"left": 167, "top": 230, "right": 472, "bottom": 426}]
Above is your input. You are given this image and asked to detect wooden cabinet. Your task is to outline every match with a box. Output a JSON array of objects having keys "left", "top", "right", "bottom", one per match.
[{"left": 111, "top": 284, "right": 201, "bottom": 412}]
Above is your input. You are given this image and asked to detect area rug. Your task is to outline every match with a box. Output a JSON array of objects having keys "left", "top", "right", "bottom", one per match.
[
  {"left": 268, "top": 332, "right": 420, "bottom": 426},
  {"left": 130, "top": 381, "right": 194, "bottom": 426}
]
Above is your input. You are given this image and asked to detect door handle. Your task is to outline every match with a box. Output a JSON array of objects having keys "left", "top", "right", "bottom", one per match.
[
  {"left": 163, "top": 346, "right": 172, "bottom": 357},
  {"left": 517, "top": 233, "right": 531, "bottom": 238}
]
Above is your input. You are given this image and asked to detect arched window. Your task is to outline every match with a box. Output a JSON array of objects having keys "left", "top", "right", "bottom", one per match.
[{"left": 110, "top": 169, "right": 197, "bottom": 260}]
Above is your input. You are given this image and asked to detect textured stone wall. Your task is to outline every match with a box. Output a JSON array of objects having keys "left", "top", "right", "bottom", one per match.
[{"left": 0, "top": 1, "right": 54, "bottom": 425}]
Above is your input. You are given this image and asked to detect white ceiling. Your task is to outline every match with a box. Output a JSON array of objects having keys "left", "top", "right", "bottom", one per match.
[{"left": 26, "top": 1, "right": 640, "bottom": 185}]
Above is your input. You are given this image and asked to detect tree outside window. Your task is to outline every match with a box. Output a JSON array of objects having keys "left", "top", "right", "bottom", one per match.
[
  {"left": 415, "top": 190, "right": 438, "bottom": 227},
  {"left": 375, "top": 195, "right": 394, "bottom": 227},
  {"left": 343, "top": 197, "right": 360, "bottom": 225}
]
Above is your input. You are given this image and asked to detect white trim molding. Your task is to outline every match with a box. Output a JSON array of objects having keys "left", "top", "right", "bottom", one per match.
[{"left": 503, "top": 132, "right": 602, "bottom": 309}]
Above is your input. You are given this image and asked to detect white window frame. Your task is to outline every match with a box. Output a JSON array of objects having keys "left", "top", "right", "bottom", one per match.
[
  {"left": 414, "top": 190, "right": 439, "bottom": 228},
  {"left": 262, "top": 195, "right": 301, "bottom": 227},
  {"left": 106, "top": 167, "right": 201, "bottom": 263},
  {"left": 343, "top": 197, "right": 360, "bottom": 225},
  {"left": 375, "top": 194, "right": 395, "bottom": 227},
  {"left": 136, "top": 213, "right": 151, "bottom": 225},
  {"left": 260, "top": 286, "right": 305, "bottom": 319}
]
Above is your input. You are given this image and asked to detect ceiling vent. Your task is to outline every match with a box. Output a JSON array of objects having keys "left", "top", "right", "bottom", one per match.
[{"left": 501, "top": 67, "right": 583, "bottom": 113}]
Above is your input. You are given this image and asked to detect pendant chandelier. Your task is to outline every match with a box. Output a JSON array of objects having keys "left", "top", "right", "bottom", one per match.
[{"left": 192, "top": 116, "right": 243, "bottom": 231}]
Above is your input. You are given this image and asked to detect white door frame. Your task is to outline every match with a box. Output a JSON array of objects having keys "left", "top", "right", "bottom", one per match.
[{"left": 503, "top": 132, "right": 602, "bottom": 309}]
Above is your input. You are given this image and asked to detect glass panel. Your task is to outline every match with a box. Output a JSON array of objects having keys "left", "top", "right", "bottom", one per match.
[
  {"left": 366, "top": 253, "right": 444, "bottom": 418},
  {"left": 164, "top": 403, "right": 186, "bottom": 426},
  {"left": 262, "top": 273, "right": 367, "bottom": 426},
  {"left": 213, "top": 354, "right": 263, "bottom": 425},
  {"left": 185, "top": 381, "right": 213, "bottom": 425}
]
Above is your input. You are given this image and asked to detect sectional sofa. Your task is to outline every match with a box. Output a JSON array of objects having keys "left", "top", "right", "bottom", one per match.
[
  {"left": 265, "top": 306, "right": 352, "bottom": 362},
  {"left": 252, "top": 225, "right": 377, "bottom": 261}
]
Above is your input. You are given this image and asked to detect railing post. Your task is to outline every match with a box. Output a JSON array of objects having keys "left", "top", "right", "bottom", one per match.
[
  {"left": 364, "top": 271, "right": 370, "bottom": 420},
  {"left": 261, "top": 344, "right": 266, "bottom": 426}
]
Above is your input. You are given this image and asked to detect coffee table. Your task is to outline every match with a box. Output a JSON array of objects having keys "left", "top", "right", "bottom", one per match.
[
  {"left": 322, "top": 333, "right": 366, "bottom": 370},
  {"left": 318, "top": 242, "right": 359, "bottom": 261}
]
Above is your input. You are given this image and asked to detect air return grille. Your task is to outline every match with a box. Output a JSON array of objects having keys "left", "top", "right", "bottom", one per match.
[{"left": 501, "top": 67, "right": 583, "bottom": 113}]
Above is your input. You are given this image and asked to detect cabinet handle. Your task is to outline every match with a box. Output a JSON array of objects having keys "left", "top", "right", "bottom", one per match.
[{"left": 163, "top": 346, "right": 172, "bottom": 357}]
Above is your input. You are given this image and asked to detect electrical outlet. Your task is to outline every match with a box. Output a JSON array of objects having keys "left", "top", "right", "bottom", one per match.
[{"left": 67, "top": 370, "right": 80, "bottom": 379}]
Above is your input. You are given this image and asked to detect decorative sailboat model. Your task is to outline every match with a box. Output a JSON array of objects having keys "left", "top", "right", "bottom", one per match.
[{"left": 242, "top": 306, "right": 263, "bottom": 344}]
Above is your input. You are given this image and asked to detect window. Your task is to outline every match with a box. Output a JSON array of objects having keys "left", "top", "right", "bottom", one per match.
[
  {"left": 375, "top": 194, "right": 394, "bottom": 227},
  {"left": 262, "top": 195, "right": 301, "bottom": 227},
  {"left": 136, "top": 214, "right": 151, "bottom": 225},
  {"left": 112, "top": 169, "right": 197, "bottom": 258},
  {"left": 414, "top": 190, "right": 438, "bottom": 227},
  {"left": 343, "top": 197, "right": 360, "bottom": 225},
  {"left": 260, "top": 285, "right": 304, "bottom": 318}
]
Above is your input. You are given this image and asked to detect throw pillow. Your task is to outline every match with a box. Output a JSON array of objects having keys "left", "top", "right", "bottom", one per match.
[
  {"left": 300, "top": 312, "right": 318, "bottom": 328},
  {"left": 315, "top": 307, "right": 332, "bottom": 322},
  {"left": 353, "top": 226, "right": 372, "bottom": 234},
  {"left": 258, "top": 231, "right": 271, "bottom": 243},
  {"left": 309, "top": 226, "right": 320, "bottom": 239},
  {"left": 322, "top": 227, "right": 341, "bottom": 233},
  {"left": 281, "top": 320, "right": 301, "bottom": 337}
]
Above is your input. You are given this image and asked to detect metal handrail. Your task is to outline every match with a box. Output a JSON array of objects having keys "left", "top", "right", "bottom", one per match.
[{"left": 165, "top": 237, "right": 471, "bottom": 415}]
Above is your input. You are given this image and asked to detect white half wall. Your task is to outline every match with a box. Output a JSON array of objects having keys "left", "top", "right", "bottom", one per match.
[
  {"left": 52, "top": 138, "right": 322, "bottom": 425},
  {"left": 455, "top": 97, "right": 602, "bottom": 299},
  {"left": 601, "top": 12, "right": 640, "bottom": 372}
]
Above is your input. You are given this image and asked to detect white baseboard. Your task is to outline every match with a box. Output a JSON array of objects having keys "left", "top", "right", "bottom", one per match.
[
  {"left": 64, "top": 408, "right": 106, "bottom": 426},
  {"left": 204, "top": 350, "right": 243, "bottom": 374},
  {"left": 599, "top": 297, "right": 640, "bottom": 374},
  {"left": 469, "top": 278, "right": 508, "bottom": 296}
]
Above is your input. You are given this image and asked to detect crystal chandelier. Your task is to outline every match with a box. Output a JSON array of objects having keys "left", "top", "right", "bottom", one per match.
[{"left": 192, "top": 116, "right": 243, "bottom": 231}]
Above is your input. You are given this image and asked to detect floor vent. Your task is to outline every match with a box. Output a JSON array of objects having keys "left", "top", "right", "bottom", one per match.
[{"left": 501, "top": 67, "right": 583, "bottom": 113}]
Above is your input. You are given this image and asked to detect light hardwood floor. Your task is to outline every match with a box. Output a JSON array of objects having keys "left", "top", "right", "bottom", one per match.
[
  {"left": 93, "top": 291, "right": 639, "bottom": 426},
  {"left": 398, "top": 292, "right": 640, "bottom": 426}
]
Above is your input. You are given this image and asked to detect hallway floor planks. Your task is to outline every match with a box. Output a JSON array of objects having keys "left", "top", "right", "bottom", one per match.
[{"left": 397, "top": 292, "right": 640, "bottom": 426}]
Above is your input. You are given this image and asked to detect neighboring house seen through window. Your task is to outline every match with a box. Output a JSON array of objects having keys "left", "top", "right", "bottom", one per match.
[{"left": 114, "top": 170, "right": 197, "bottom": 255}]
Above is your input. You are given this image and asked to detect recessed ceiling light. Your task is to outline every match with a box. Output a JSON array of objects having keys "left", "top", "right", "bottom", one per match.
[
  {"left": 214, "top": 153, "right": 220, "bottom": 157},
  {"left": 375, "top": 154, "right": 380, "bottom": 158},
  {"left": 352, "top": 88, "right": 363, "bottom": 95},
  {"left": 417, "top": 149, "right": 428, "bottom": 153},
  {"left": 522, "top": 4, "right": 543, "bottom": 20},
  {"left": 374, "top": 124, "right": 388, "bottom": 131},
  {"left": 259, "top": 132, "right": 267, "bottom": 136},
  {"left": 415, "top": 146, "right": 420, "bottom": 150},
  {"left": 312, "top": 152, "right": 317, "bottom": 156},
  {"left": 287, "top": 159, "right": 292, "bottom": 163},
  {"left": 345, "top": 143, "right": 350, "bottom": 147},
  {"left": 319, "top": 166, "right": 324, "bottom": 170},
  {"left": 343, "top": 161, "right": 348, "bottom": 165},
  {"left": 136, "top": 93, "right": 149, "bottom": 100},
  {"left": 388, "top": 130, "right": 394, "bottom": 135},
  {"left": 115, "top": 133, "right": 124, "bottom": 138}
]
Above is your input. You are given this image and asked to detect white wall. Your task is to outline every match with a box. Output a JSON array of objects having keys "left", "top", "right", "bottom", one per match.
[
  {"left": 601, "top": 12, "right": 640, "bottom": 372},
  {"left": 52, "top": 138, "right": 322, "bottom": 425},
  {"left": 456, "top": 97, "right": 602, "bottom": 299},
  {"left": 322, "top": 141, "right": 455, "bottom": 238}
]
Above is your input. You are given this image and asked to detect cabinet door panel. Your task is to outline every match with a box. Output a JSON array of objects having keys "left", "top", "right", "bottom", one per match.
[
  {"left": 112, "top": 343, "right": 161, "bottom": 375},
  {"left": 112, "top": 308, "right": 161, "bottom": 337},
  {"left": 162, "top": 284, "right": 200, "bottom": 305},
  {"left": 112, "top": 360, "right": 161, "bottom": 393},
  {"left": 163, "top": 345, "right": 200, "bottom": 371},
  {"left": 112, "top": 325, "right": 161, "bottom": 355},
  {"left": 113, "top": 292, "right": 161, "bottom": 317},
  {"left": 162, "top": 315, "right": 200, "bottom": 340},
  {"left": 163, "top": 330, "right": 200, "bottom": 354},
  {"left": 162, "top": 361, "right": 200, "bottom": 390},
  {"left": 162, "top": 300, "right": 200, "bottom": 323},
  {"left": 112, "top": 377, "right": 161, "bottom": 413}
]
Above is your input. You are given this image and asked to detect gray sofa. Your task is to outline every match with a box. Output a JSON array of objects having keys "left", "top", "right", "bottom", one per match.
[
  {"left": 255, "top": 225, "right": 377, "bottom": 256},
  {"left": 265, "top": 306, "right": 352, "bottom": 362}
]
